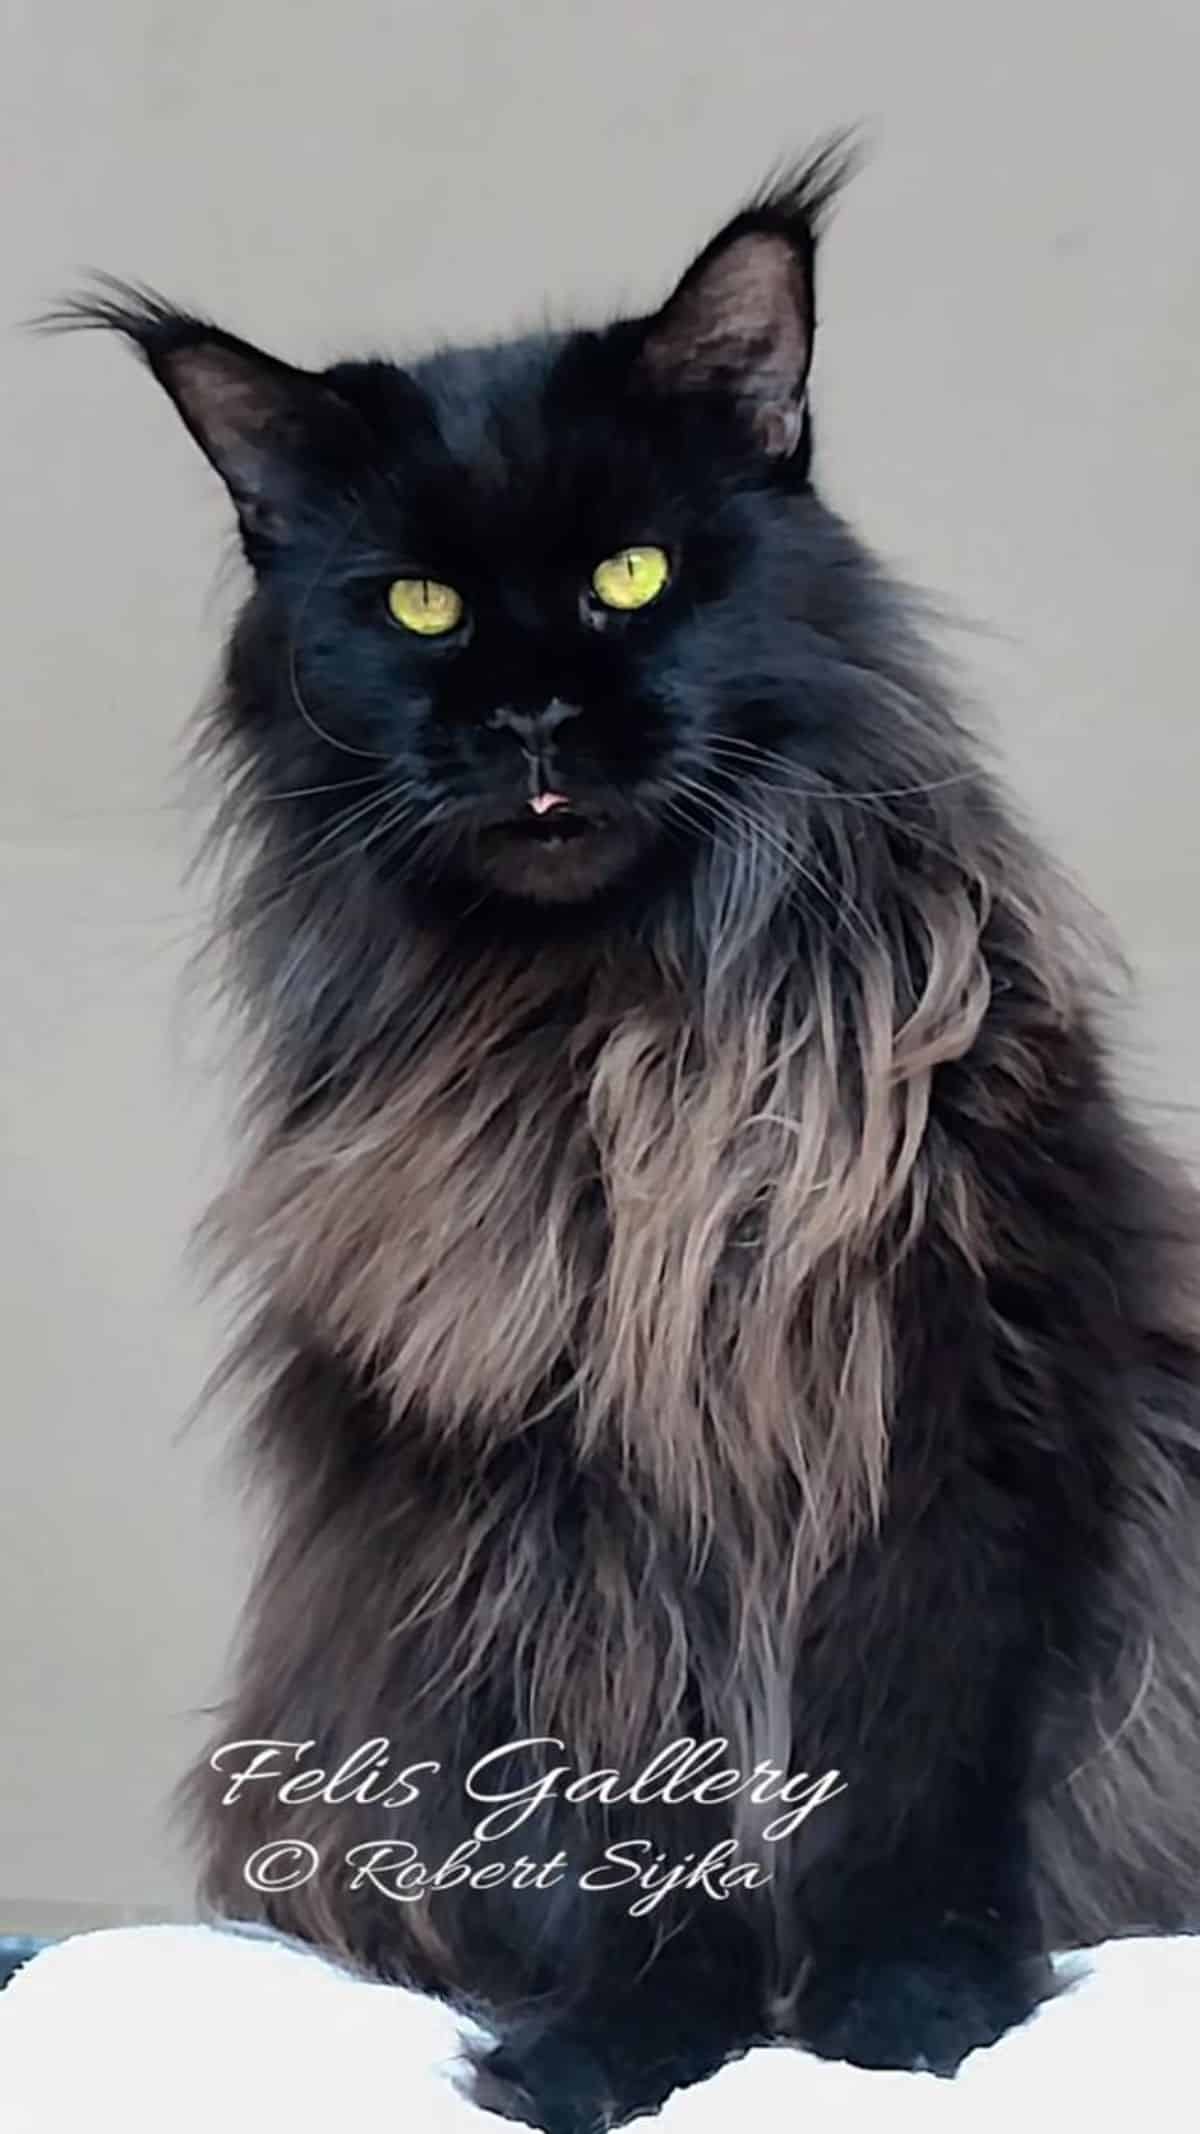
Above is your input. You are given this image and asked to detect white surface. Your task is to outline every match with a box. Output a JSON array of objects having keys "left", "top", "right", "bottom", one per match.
[{"left": 2, "top": 1924, "right": 1197, "bottom": 2132}]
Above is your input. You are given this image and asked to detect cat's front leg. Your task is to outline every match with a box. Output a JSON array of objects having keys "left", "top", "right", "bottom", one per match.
[
  {"left": 785, "top": 1743, "right": 1057, "bottom": 2072},
  {"left": 780, "top": 1470, "right": 1062, "bottom": 2073}
]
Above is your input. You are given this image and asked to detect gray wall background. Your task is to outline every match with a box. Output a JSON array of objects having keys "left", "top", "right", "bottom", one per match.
[{"left": 3, "top": 1, "right": 1198, "bottom": 1929}]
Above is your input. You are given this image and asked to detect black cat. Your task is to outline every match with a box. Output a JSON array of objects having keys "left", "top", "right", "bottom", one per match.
[{"left": 53, "top": 141, "right": 1200, "bottom": 2132}]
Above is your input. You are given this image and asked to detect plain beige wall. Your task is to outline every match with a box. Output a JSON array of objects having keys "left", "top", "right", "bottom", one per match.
[{"left": 4, "top": 1, "right": 1198, "bottom": 1929}]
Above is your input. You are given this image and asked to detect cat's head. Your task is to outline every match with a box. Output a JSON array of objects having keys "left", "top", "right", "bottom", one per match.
[{"left": 57, "top": 143, "right": 915, "bottom": 922}]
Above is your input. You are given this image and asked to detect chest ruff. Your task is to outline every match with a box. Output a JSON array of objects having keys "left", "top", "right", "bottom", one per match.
[{"left": 215, "top": 906, "right": 989, "bottom": 1586}]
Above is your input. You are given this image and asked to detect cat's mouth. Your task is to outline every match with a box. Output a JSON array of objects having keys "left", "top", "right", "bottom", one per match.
[
  {"left": 469, "top": 789, "right": 640, "bottom": 904},
  {"left": 501, "top": 807, "right": 595, "bottom": 846},
  {"left": 486, "top": 794, "right": 602, "bottom": 848}
]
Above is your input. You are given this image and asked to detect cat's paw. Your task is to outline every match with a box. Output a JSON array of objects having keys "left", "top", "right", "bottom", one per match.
[
  {"left": 469, "top": 2033, "right": 614, "bottom": 2134},
  {"left": 794, "top": 1934, "right": 1053, "bottom": 2076},
  {"left": 468, "top": 2023, "right": 733, "bottom": 2134}
]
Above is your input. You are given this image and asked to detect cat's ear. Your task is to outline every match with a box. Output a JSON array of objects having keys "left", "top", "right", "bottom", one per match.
[
  {"left": 41, "top": 280, "right": 360, "bottom": 549},
  {"left": 636, "top": 138, "right": 856, "bottom": 459}
]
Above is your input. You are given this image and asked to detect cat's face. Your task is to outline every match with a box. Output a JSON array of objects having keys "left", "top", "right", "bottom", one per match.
[
  {"left": 71, "top": 147, "right": 870, "bottom": 917},
  {"left": 244, "top": 329, "right": 821, "bottom": 909}
]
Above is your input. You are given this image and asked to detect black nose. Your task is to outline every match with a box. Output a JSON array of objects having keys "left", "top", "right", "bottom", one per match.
[{"left": 488, "top": 699, "right": 581, "bottom": 744}]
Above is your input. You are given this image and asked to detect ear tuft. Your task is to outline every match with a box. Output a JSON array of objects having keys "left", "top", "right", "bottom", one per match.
[
  {"left": 638, "top": 131, "right": 861, "bottom": 461},
  {"left": 746, "top": 130, "right": 863, "bottom": 244},
  {"left": 34, "top": 273, "right": 214, "bottom": 360}
]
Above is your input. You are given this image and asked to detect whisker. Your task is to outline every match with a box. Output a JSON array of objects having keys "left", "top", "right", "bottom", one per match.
[
  {"left": 706, "top": 734, "right": 980, "bottom": 804},
  {"left": 227, "top": 784, "right": 415, "bottom": 921},
  {"left": 291, "top": 781, "right": 404, "bottom": 868},
  {"left": 673, "top": 770, "right": 884, "bottom": 958},
  {"left": 286, "top": 643, "right": 390, "bottom": 764},
  {"left": 283, "top": 505, "right": 392, "bottom": 764},
  {"left": 702, "top": 740, "right": 971, "bottom": 876},
  {"left": 256, "top": 774, "right": 389, "bottom": 803}
]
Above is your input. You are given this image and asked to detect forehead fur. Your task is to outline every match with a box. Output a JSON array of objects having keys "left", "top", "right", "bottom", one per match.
[
  {"left": 324, "top": 324, "right": 708, "bottom": 569},
  {"left": 408, "top": 331, "right": 569, "bottom": 472}
]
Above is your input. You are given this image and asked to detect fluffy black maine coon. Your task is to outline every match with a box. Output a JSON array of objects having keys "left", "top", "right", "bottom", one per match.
[{"left": 59, "top": 144, "right": 1200, "bottom": 2129}]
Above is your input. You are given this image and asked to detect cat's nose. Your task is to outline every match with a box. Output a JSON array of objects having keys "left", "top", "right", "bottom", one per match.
[{"left": 488, "top": 699, "right": 581, "bottom": 745}]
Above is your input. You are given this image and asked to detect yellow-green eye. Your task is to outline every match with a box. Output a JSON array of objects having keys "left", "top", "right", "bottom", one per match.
[
  {"left": 590, "top": 545, "right": 671, "bottom": 612},
  {"left": 386, "top": 577, "right": 465, "bottom": 636}
]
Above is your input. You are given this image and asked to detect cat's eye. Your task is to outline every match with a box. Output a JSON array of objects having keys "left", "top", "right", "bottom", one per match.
[
  {"left": 386, "top": 577, "right": 465, "bottom": 636},
  {"left": 590, "top": 546, "right": 671, "bottom": 612}
]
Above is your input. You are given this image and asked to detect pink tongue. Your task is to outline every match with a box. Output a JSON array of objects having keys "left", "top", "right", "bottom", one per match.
[{"left": 528, "top": 791, "right": 571, "bottom": 816}]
